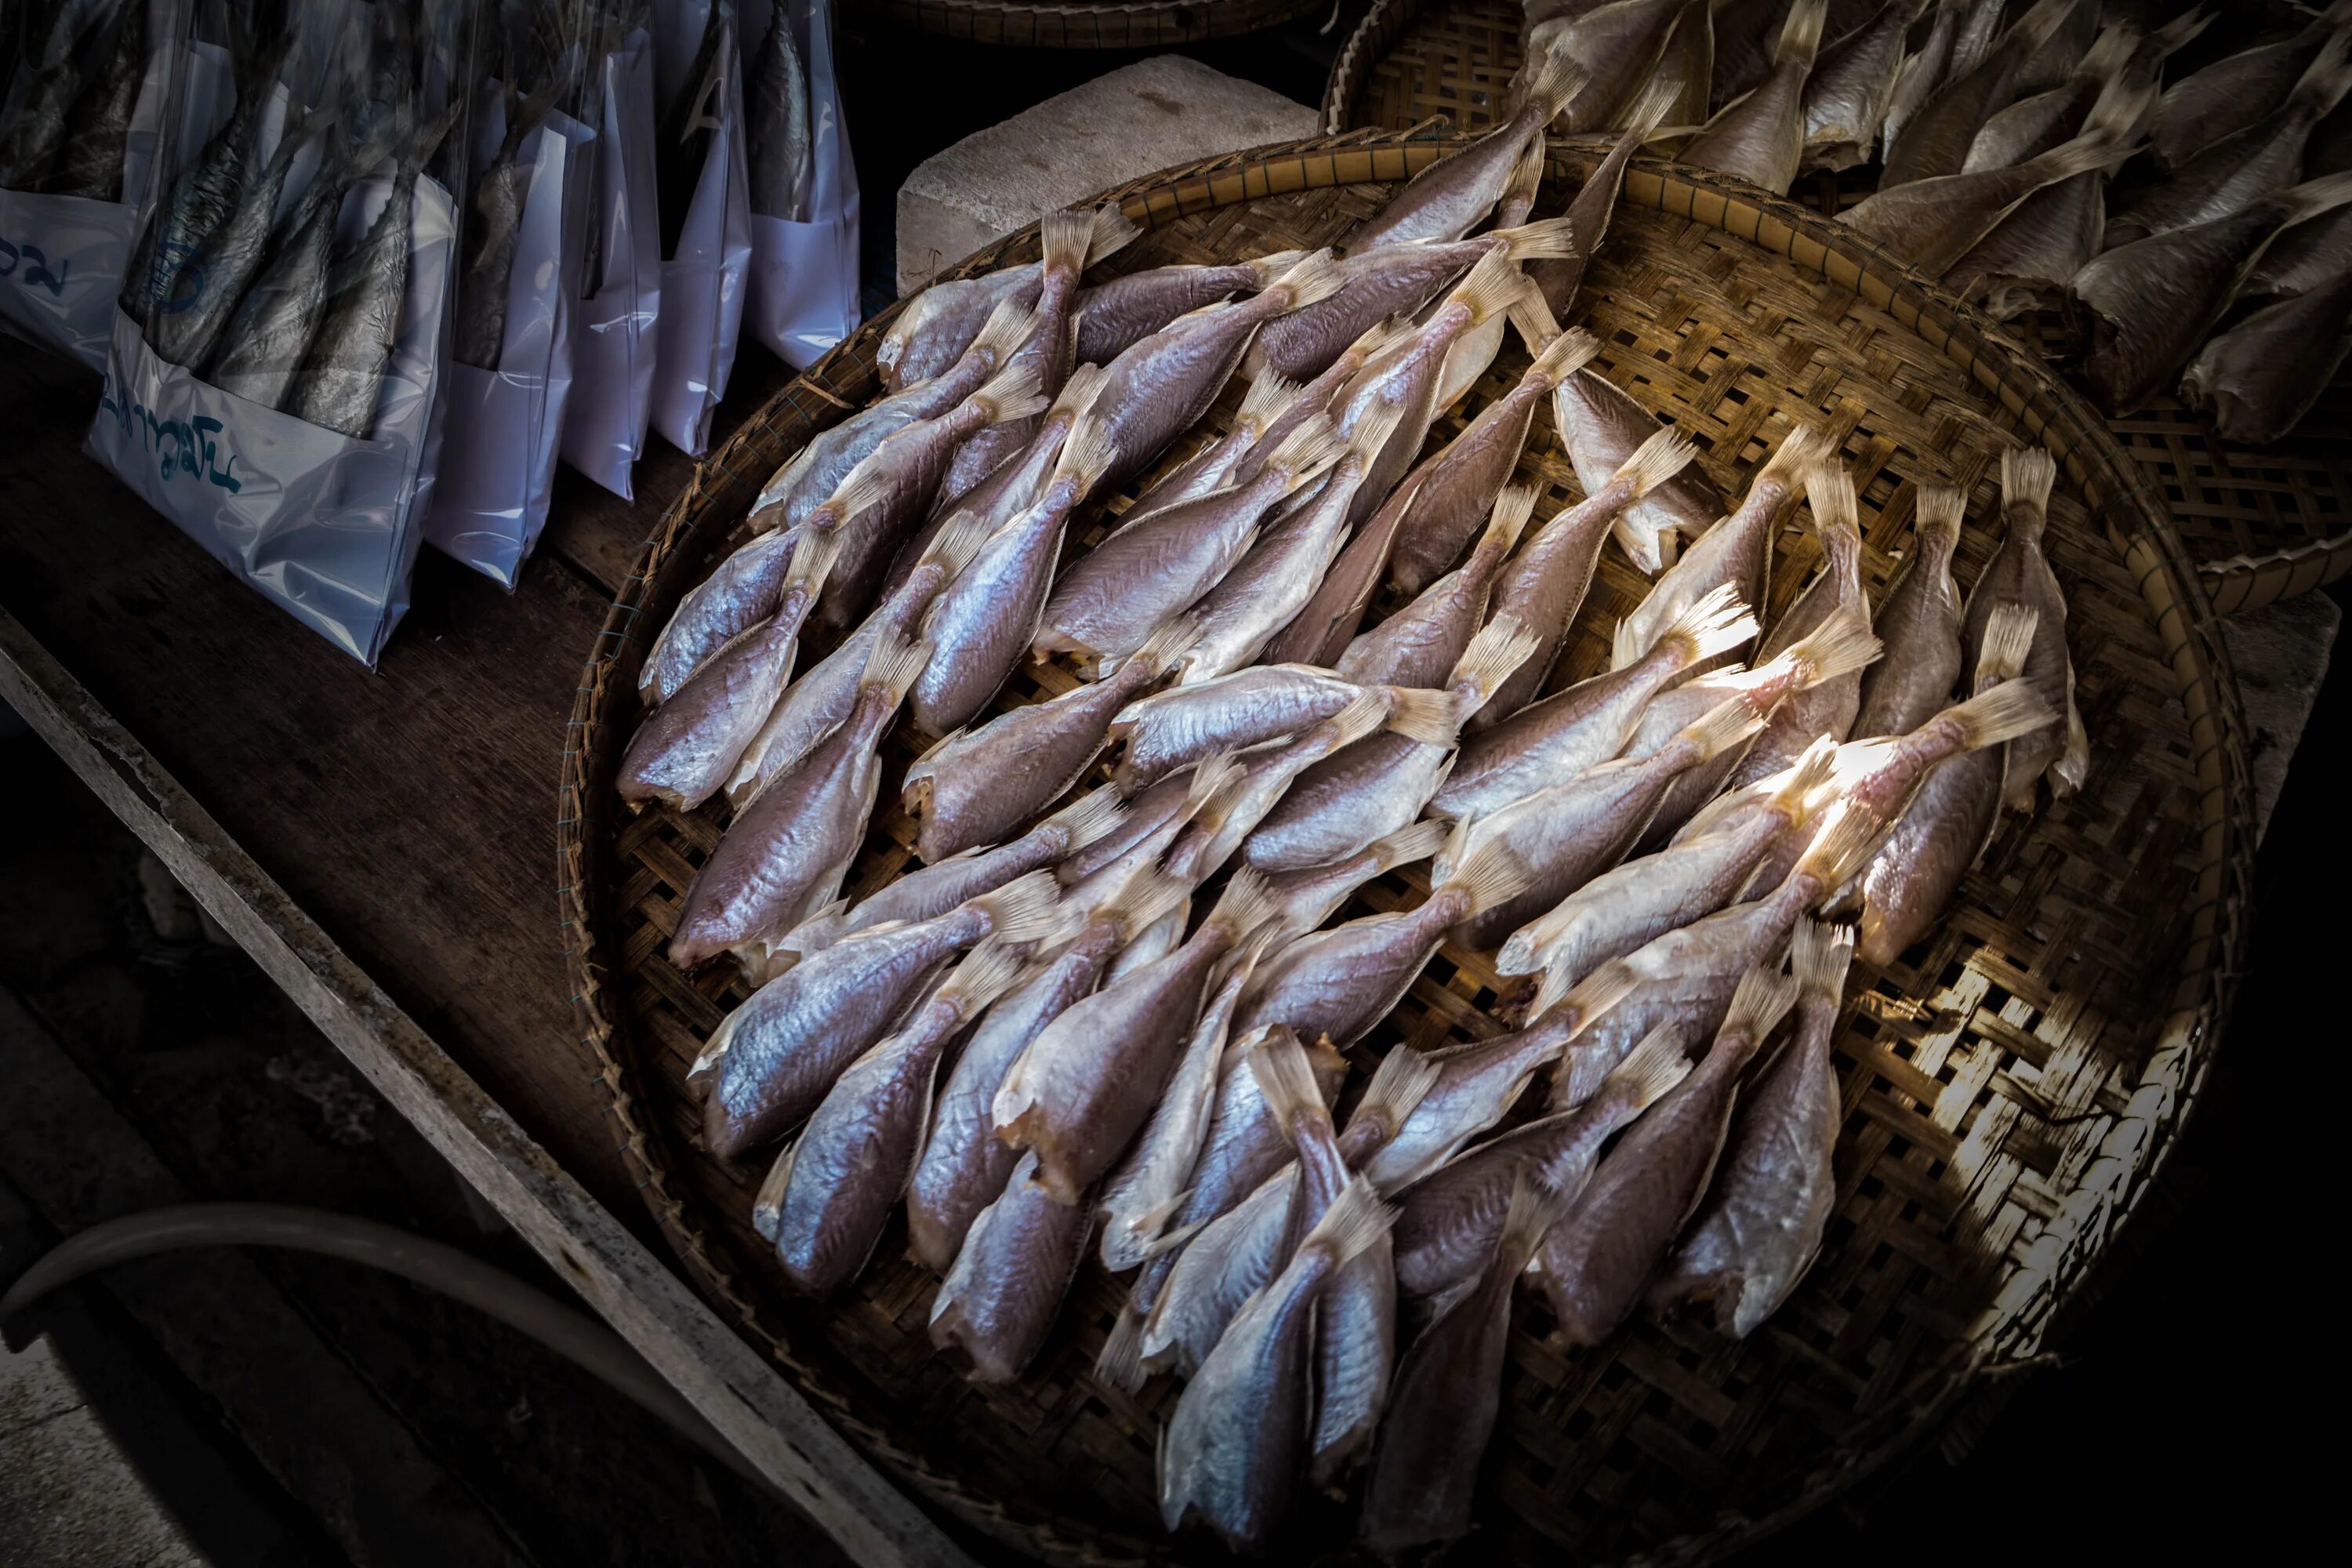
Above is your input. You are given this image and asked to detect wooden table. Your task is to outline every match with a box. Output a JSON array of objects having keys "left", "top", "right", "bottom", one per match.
[{"left": 0, "top": 343, "right": 969, "bottom": 1568}]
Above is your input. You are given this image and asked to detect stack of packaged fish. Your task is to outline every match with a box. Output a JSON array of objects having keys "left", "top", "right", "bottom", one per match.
[
  {"left": 85, "top": 0, "right": 474, "bottom": 665},
  {"left": 617, "top": 49, "right": 2078, "bottom": 1548},
  {"left": 1514, "top": 0, "right": 2351, "bottom": 442},
  {"left": 0, "top": 0, "right": 176, "bottom": 368}
]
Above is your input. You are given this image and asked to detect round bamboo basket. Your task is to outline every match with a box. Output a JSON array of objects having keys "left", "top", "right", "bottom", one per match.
[
  {"left": 558, "top": 129, "right": 2255, "bottom": 1565},
  {"left": 1322, "top": 0, "right": 2352, "bottom": 612},
  {"left": 875, "top": 0, "right": 1330, "bottom": 47}
]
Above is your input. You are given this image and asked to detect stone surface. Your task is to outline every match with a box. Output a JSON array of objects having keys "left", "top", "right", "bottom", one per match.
[
  {"left": 0, "top": 1338, "right": 210, "bottom": 1568},
  {"left": 2219, "top": 590, "right": 2341, "bottom": 841},
  {"left": 895, "top": 55, "right": 1320, "bottom": 293}
]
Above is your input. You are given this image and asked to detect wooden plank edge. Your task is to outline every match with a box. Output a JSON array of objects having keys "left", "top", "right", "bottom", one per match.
[{"left": 0, "top": 605, "right": 974, "bottom": 1568}]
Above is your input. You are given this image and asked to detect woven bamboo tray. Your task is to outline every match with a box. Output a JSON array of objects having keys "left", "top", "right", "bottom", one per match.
[
  {"left": 874, "top": 0, "right": 1328, "bottom": 47},
  {"left": 558, "top": 130, "right": 2254, "bottom": 1564},
  {"left": 1323, "top": 0, "right": 2352, "bottom": 613}
]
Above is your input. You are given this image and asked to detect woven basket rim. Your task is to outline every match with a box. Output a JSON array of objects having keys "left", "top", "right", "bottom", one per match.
[{"left": 557, "top": 127, "right": 2257, "bottom": 1566}]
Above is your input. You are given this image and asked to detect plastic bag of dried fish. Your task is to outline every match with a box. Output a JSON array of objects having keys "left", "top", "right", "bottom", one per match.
[
  {"left": 738, "top": 0, "right": 857, "bottom": 368},
  {"left": 85, "top": 0, "right": 474, "bottom": 665},
  {"left": 646, "top": 0, "right": 750, "bottom": 456},
  {"left": 423, "top": 7, "right": 599, "bottom": 587},
  {"left": 559, "top": 12, "right": 661, "bottom": 499},
  {"left": 0, "top": 0, "right": 181, "bottom": 369}
]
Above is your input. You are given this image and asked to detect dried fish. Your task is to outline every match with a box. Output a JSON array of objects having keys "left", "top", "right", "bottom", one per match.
[
  {"left": 1944, "top": 165, "right": 2105, "bottom": 318},
  {"left": 1350, "top": 48, "right": 1588, "bottom": 250},
  {"left": 2180, "top": 267, "right": 2352, "bottom": 444},
  {"left": 928, "top": 1149, "right": 1092, "bottom": 1381},
  {"left": 1710, "top": 0, "right": 1788, "bottom": 108},
  {"left": 1723, "top": 465, "right": 1871, "bottom": 793},
  {"left": 1853, "top": 485, "right": 1964, "bottom": 738},
  {"left": 1071, "top": 248, "right": 1305, "bottom": 368},
  {"left": 1882, "top": 0, "right": 2082, "bottom": 187},
  {"left": 2246, "top": 199, "right": 2352, "bottom": 298},
  {"left": 1338, "top": 485, "right": 1535, "bottom": 690},
  {"left": 2079, "top": 175, "right": 2352, "bottom": 416},
  {"left": 746, "top": 1, "right": 811, "bottom": 221},
  {"left": 1108, "top": 371, "right": 1300, "bottom": 544},
  {"left": 2010, "top": 0, "right": 2099, "bottom": 98},
  {"left": 1803, "top": 0, "right": 1927, "bottom": 174},
  {"left": 1877, "top": 0, "right": 1966, "bottom": 165},
  {"left": 1958, "top": 449, "right": 2076, "bottom": 807},
  {"left": 2146, "top": 2, "right": 2350, "bottom": 171},
  {"left": 1533, "top": 966, "right": 1802, "bottom": 1343},
  {"left": 157, "top": 105, "right": 325, "bottom": 372},
  {"left": 1683, "top": 0, "right": 1829, "bottom": 194},
  {"left": 1528, "top": 75, "right": 1678, "bottom": 319},
  {"left": 1526, "top": 0, "right": 1698, "bottom": 135},
  {"left": 46, "top": 0, "right": 143, "bottom": 201},
  {"left": 0, "top": 0, "right": 108, "bottom": 191},
  {"left": 1550, "top": 367, "right": 1728, "bottom": 575},
  {"left": 1960, "top": 19, "right": 2135, "bottom": 174}
]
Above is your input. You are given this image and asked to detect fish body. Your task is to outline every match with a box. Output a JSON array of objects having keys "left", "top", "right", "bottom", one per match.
[
  {"left": 878, "top": 266, "right": 1041, "bottom": 394},
  {"left": 1552, "top": 368, "right": 1727, "bottom": 575},
  {"left": 1112, "top": 663, "right": 1359, "bottom": 790},
  {"left": 206, "top": 128, "right": 376, "bottom": 408},
  {"left": 2146, "top": 9, "right": 2344, "bottom": 171},
  {"left": 1178, "top": 456, "right": 1363, "bottom": 684},
  {"left": 1248, "top": 234, "right": 1500, "bottom": 384},
  {"left": 746, "top": 3, "right": 812, "bottom": 220},
  {"left": 2247, "top": 201, "right": 2352, "bottom": 299},
  {"left": 1944, "top": 169, "right": 2103, "bottom": 318},
  {"left": 1683, "top": 0, "right": 1829, "bottom": 194},
  {"left": 1339, "top": 486, "right": 1534, "bottom": 689},
  {"left": 1071, "top": 251, "right": 1300, "bottom": 368},
  {"left": 1529, "top": 76, "right": 1677, "bottom": 318},
  {"left": 641, "top": 530, "right": 800, "bottom": 707},
  {"left": 1529, "top": 0, "right": 1694, "bottom": 135},
  {"left": 1877, "top": 0, "right": 1965, "bottom": 161},
  {"left": 1881, "top": 0, "right": 2081, "bottom": 187},
  {"left": 928, "top": 1150, "right": 1091, "bottom": 1379},
  {"left": 2181, "top": 270, "right": 2352, "bottom": 445},
  {"left": 158, "top": 106, "right": 322, "bottom": 372},
  {"left": 1724, "top": 470, "right": 1871, "bottom": 793},
  {"left": 1802, "top": 0, "right": 1926, "bottom": 173},
  {"left": 1854, "top": 652, "right": 2011, "bottom": 966},
  {"left": 1961, "top": 18, "right": 2132, "bottom": 173},
  {"left": 1853, "top": 488, "right": 1964, "bottom": 737},
  {"left": 1958, "top": 447, "right": 2078, "bottom": 805},
  {"left": 1350, "top": 49, "right": 1585, "bottom": 250},
  {"left": 0, "top": 0, "right": 108, "bottom": 191},
  {"left": 288, "top": 151, "right": 422, "bottom": 439}
]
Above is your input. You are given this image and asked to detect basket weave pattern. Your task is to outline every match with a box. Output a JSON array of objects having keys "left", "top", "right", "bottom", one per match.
[
  {"left": 1323, "top": 0, "right": 2352, "bottom": 614},
  {"left": 559, "top": 133, "right": 2252, "bottom": 1565}
]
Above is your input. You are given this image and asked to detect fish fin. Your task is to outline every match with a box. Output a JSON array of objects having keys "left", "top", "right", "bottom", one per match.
[
  {"left": 1510, "top": 37, "right": 1591, "bottom": 122},
  {"left": 2140, "top": 8, "right": 2211, "bottom": 62},
  {"left": 1046, "top": 785, "right": 1130, "bottom": 852},
  {"left": 1439, "top": 840, "right": 1534, "bottom": 919},
  {"left": 1497, "top": 1174, "right": 1573, "bottom": 1270},
  {"left": 1262, "top": 413, "right": 1348, "bottom": 488},
  {"left": 2275, "top": 169, "right": 2352, "bottom": 230},
  {"left": 1208, "top": 866, "right": 1283, "bottom": 942},
  {"left": 1535, "top": 955, "right": 1639, "bottom": 1034},
  {"left": 1775, "top": 0, "right": 1829, "bottom": 67},
  {"left": 1794, "top": 800, "right": 1884, "bottom": 893},
  {"left": 1369, "top": 818, "right": 1451, "bottom": 873},
  {"left": 1788, "top": 608, "right": 1883, "bottom": 690},
  {"left": 1267, "top": 250, "right": 1347, "bottom": 311},
  {"left": 1343, "top": 315, "right": 1403, "bottom": 365},
  {"left": 1804, "top": 462, "right": 1860, "bottom": 543},
  {"left": 1500, "top": 136, "right": 1550, "bottom": 222},
  {"left": 1112, "top": 869, "right": 1193, "bottom": 945},
  {"left": 1603, "top": 1025, "right": 1693, "bottom": 1115},
  {"left": 782, "top": 524, "right": 844, "bottom": 597},
  {"left": 1245, "top": 1028, "right": 1332, "bottom": 1149},
  {"left": 2009, "top": 0, "right": 2084, "bottom": 57},
  {"left": 1678, "top": 696, "right": 1769, "bottom": 764},
  {"left": 1087, "top": 205, "right": 1145, "bottom": 265},
  {"left": 816, "top": 459, "right": 897, "bottom": 533},
  {"left": 1342, "top": 397, "right": 1408, "bottom": 468},
  {"left": 1379, "top": 686, "right": 1463, "bottom": 746},
  {"left": 1791, "top": 918, "right": 1857, "bottom": 1005},
  {"left": 1356, "top": 1044, "right": 1443, "bottom": 1138},
  {"left": 972, "top": 358, "right": 1050, "bottom": 426},
  {"left": 1497, "top": 213, "right": 1577, "bottom": 269},
  {"left": 1660, "top": 582, "right": 1762, "bottom": 669},
  {"left": 1483, "top": 485, "right": 1541, "bottom": 561},
  {"left": 2293, "top": 26, "right": 2352, "bottom": 118},
  {"left": 939, "top": 936, "right": 1031, "bottom": 1016},
  {"left": 1131, "top": 614, "right": 1204, "bottom": 679},
  {"left": 1761, "top": 423, "right": 1838, "bottom": 492},
  {"left": 970, "top": 296, "right": 1041, "bottom": 365},
  {"left": 1242, "top": 248, "right": 1313, "bottom": 287},
  {"left": 1776, "top": 735, "right": 1841, "bottom": 818},
  {"left": 1915, "top": 485, "right": 1966, "bottom": 548},
  {"left": 1182, "top": 752, "right": 1247, "bottom": 818},
  {"left": 1616, "top": 423, "right": 1700, "bottom": 501},
  {"left": 1095, "top": 1308, "right": 1147, "bottom": 1391},
  {"left": 1054, "top": 412, "right": 1123, "bottom": 496},
  {"left": 751, "top": 1140, "right": 796, "bottom": 1243},
  {"left": 967, "top": 871, "right": 1068, "bottom": 946},
  {"left": 927, "top": 503, "right": 1000, "bottom": 583},
  {"left": 2000, "top": 445, "right": 2057, "bottom": 523},
  {"left": 1236, "top": 372, "right": 1303, "bottom": 434},
  {"left": 862, "top": 627, "right": 935, "bottom": 698},
  {"left": 1449, "top": 615, "right": 1542, "bottom": 708},
  {"left": 1976, "top": 602, "right": 2040, "bottom": 688},
  {"left": 1323, "top": 690, "right": 1396, "bottom": 750},
  {"left": 1049, "top": 361, "right": 1107, "bottom": 421},
  {"left": 1720, "top": 963, "right": 1802, "bottom": 1046},
  {"left": 1529, "top": 324, "right": 1602, "bottom": 384},
  {"left": 2036, "top": 82, "right": 2154, "bottom": 179},
  {"left": 1621, "top": 70, "right": 1684, "bottom": 140},
  {"left": 1040, "top": 208, "right": 1096, "bottom": 279},
  {"left": 2074, "top": 20, "right": 2140, "bottom": 85},
  {"left": 1942, "top": 677, "right": 2055, "bottom": 751},
  {"left": 1299, "top": 1176, "right": 1393, "bottom": 1268},
  {"left": 1508, "top": 287, "right": 1563, "bottom": 356},
  {"left": 1450, "top": 249, "right": 1533, "bottom": 326}
]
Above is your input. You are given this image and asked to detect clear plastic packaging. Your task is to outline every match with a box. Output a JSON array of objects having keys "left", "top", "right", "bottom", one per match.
[
  {"left": 561, "top": 18, "right": 661, "bottom": 499},
  {"left": 647, "top": 0, "right": 750, "bottom": 458},
  {"left": 739, "top": 0, "right": 859, "bottom": 370}
]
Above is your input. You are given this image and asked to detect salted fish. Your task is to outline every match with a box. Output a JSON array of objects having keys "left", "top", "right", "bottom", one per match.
[
  {"left": 1853, "top": 485, "right": 1964, "bottom": 739},
  {"left": 1682, "top": 0, "right": 1830, "bottom": 195},
  {"left": 1722, "top": 464, "right": 1871, "bottom": 794},
  {"left": 1529, "top": 75, "right": 1679, "bottom": 319},
  {"left": 1802, "top": 0, "right": 1927, "bottom": 174},
  {"left": 1349, "top": 49, "right": 1590, "bottom": 251},
  {"left": 1551, "top": 368, "right": 1730, "bottom": 575},
  {"left": 1958, "top": 446, "right": 2081, "bottom": 806},
  {"left": 2182, "top": 269, "right": 2352, "bottom": 445},
  {"left": 879, "top": 208, "right": 1137, "bottom": 390},
  {"left": 1338, "top": 486, "right": 1536, "bottom": 690},
  {"left": 1072, "top": 249, "right": 1307, "bottom": 368},
  {"left": 1880, "top": 0, "right": 2083, "bottom": 187},
  {"left": 2146, "top": 4, "right": 2348, "bottom": 171}
]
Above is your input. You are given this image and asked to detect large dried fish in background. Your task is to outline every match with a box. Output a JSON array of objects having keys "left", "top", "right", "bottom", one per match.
[
  {"left": 1961, "top": 17, "right": 2135, "bottom": 173},
  {"left": 746, "top": 0, "right": 811, "bottom": 220},
  {"left": 1526, "top": 0, "right": 1698, "bottom": 135},
  {"left": 2180, "top": 266, "right": 2352, "bottom": 447},
  {"left": 1881, "top": 0, "right": 2081, "bottom": 187},
  {"left": 2145, "top": 0, "right": 2351, "bottom": 171},
  {"left": 1349, "top": 47, "right": 1586, "bottom": 250},
  {"left": 1877, "top": 0, "right": 1968, "bottom": 164},
  {"left": 45, "top": 0, "right": 144, "bottom": 200},
  {"left": 1682, "top": 0, "right": 1828, "bottom": 194},
  {"left": 2076, "top": 173, "right": 2352, "bottom": 416},
  {"left": 1802, "top": 0, "right": 1926, "bottom": 175},
  {"left": 1527, "top": 74, "right": 1677, "bottom": 320},
  {"left": 1650, "top": 920, "right": 1853, "bottom": 1334},
  {"left": 154, "top": 102, "right": 326, "bottom": 372},
  {"left": 0, "top": 0, "right": 108, "bottom": 190}
]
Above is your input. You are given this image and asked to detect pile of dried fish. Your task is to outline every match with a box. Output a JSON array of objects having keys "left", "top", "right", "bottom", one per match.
[
  {"left": 620, "top": 52, "right": 2078, "bottom": 1544},
  {"left": 0, "top": 0, "right": 147, "bottom": 201}
]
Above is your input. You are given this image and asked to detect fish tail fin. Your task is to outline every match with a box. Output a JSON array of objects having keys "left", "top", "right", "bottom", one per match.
[
  {"left": 1246, "top": 1027, "right": 1334, "bottom": 1149},
  {"left": 1181, "top": 752, "right": 1247, "bottom": 819},
  {"left": 1449, "top": 614, "right": 1542, "bottom": 710},
  {"left": 969, "top": 871, "right": 1069, "bottom": 946},
  {"left": 1527, "top": 325, "right": 1602, "bottom": 389},
  {"left": 971, "top": 297, "right": 1041, "bottom": 365},
  {"left": 1678, "top": 696, "right": 1769, "bottom": 764},
  {"left": 2294, "top": 26, "right": 2352, "bottom": 118},
  {"left": 1267, "top": 249, "right": 1346, "bottom": 311},
  {"left": 751, "top": 1141, "right": 795, "bottom": 1243},
  {"left": 1915, "top": 485, "right": 1966, "bottom": 554},
  {"left": 1541, "top": 955, "right": 1639, "bottom": 1036},
  {"left": 940, "top": 936, "right": 1032, "bottom": 1017},
  {"left": 1497, "top": 1174, "right": 1573, "bottom": 1272},
  {"left": 2143, "top": 8, "right": 2211, "bottom": 62},
  {"left": 1500, "top": 136, "right": 1549, "bottom": 222},
  {"left": 1049, "top": 361, "right": 1107, "bottom": 423},
  {"left": 1370, "top": 818, "right": 1451, "bottom": 873},
  {"left": 1112, "top": 869, "right": 1192, "bottom": 944},
  {"left": 924, "top": 502, "right": 999, "bottom": 582},
  {"left": 2013, "top": 0, "right": 2084, "bottom": 56},
  {"left": 1483, "top": 483, "right": 1541, "bottom": 557},
  {"left": 1380, "top": 686, "right": 1465, "bottom": 746},
  {"left": 1095, "top": 1307, "right": 1148, "bottom": 1391},
  {"left": 782, "top": 524, "right": 844, "bottom": 597},
  {"left": 1616, "top": 423, "right": 1701, "bottom": 501},
  {"left": 1088, "top": 205, "right": 1145, "bottom": 265},
  {"left": 2000, "top": 445, "right": 2057, "bottom": 535},
  {"left": 1661, "top": 582, "right": 1762, "bottom": 669},
  {"left": 1776, "top": 0, "right": 1830, "bottom": 68},
  {"left": 1511, "top": 38, "right": 1590, "bottom": 122},
  {"left": 1208, "top": 866, "right": 1283, "bottom": 942},
  {"left": 1046, "top": 785, "right": 1130, "bottom": 852},
  {"left": 1804, "top": 463, "right": 1862, "bottom": 555},
  {"left": 1451, "top": 249, "right": 1534, "bottom": 326},
  {"left": 1358, "top": 1044, "right": 1442, "bottom": 1136},
  {"left": 1788, "top": 608, "right": 1883, "bottom": 691},
  {"left": 1323, "top": 690, "right": 1396, "bottom": 750},
  {"left": 1236, "top": 372, "right": 1303, "bottom": 435},
  {"left": 1040, "top": 208, "right": 1096, "bottom": 280},
  {"left": 1054, "top": 412, "right": 1123, "bottom": 498},
  {"left": 1265, "top": 413, "right": 1349, "bottom": 490},
  {"left": 1762, "top": 423, "right": 1838, "bottom": 492},
  {"left": 1720, "top": 963, "right": 1802, "bottom": 1047},
  {"left": 862, "top": 626, "right": 935, "bottom": 699},
  {"left": 1621, "top": 71, "right": 1683, "bottom": 140},
  {"left": 1791, "top": 918, "right": 1857, "bottom": 1005},
  {"left": 2074, "top": 20, "right": 2140, "bottom": 85},
  {"left": 1300, "top": 1176, "right": 1393, "bottom": 1269},
  {"left": 1131, "top": 613, "right": 1205, "bottom": 680},
  {"left": 814, "top": 459, "right": 895, "bottom": 533},
  {"left": 1794, "top": 800, "right": 1884, "bottom": 893},
  {"left": 1944, "top": 677, "right": 2055, "bottom": 751},
  {"left": 1976, "top": 602, "right": 2040, "bottom": 688},
  {"left": 1509, "top": 286, "right": 1565, "bottom": 357},
  {"left": 1344, "top": 316, "right": 1403, "bottom": 365},
  {"left": 1441, "top": 838, "right": 1535, "bottom": 919},
  {"left": 1242, "top": 248, "right": 1313, "bottom": 288},
  {"left": 1604, "top": 1024, "right": 1694, "bottom": 1116},
  {"left": 2276, "top": 169, "right": 2352, "bottom": 230},
  {"left": 1777, "top": 735, "right": 1842, "bottom": 818},
  {"left": 1497, "top": 213, "right": 1577, "bottom": 270},
  {"left": 973, "top": 358, "right": 1050, "bottom": 426},
  {"left": 2045, "top": 78, "right": 2156, "bottom": 175},
  {"left": 1343, "top": 397, "right": 1407, "bottom": 467}
]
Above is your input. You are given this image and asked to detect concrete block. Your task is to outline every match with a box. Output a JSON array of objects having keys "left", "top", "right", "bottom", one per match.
[{"left": 896, "top": 55, "right": 1320, "bottom": 294}]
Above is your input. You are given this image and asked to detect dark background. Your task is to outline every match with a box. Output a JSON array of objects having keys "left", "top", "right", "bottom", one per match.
[{"left": 2, "top": 4, "right": 2336, "bottom": 1564}]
